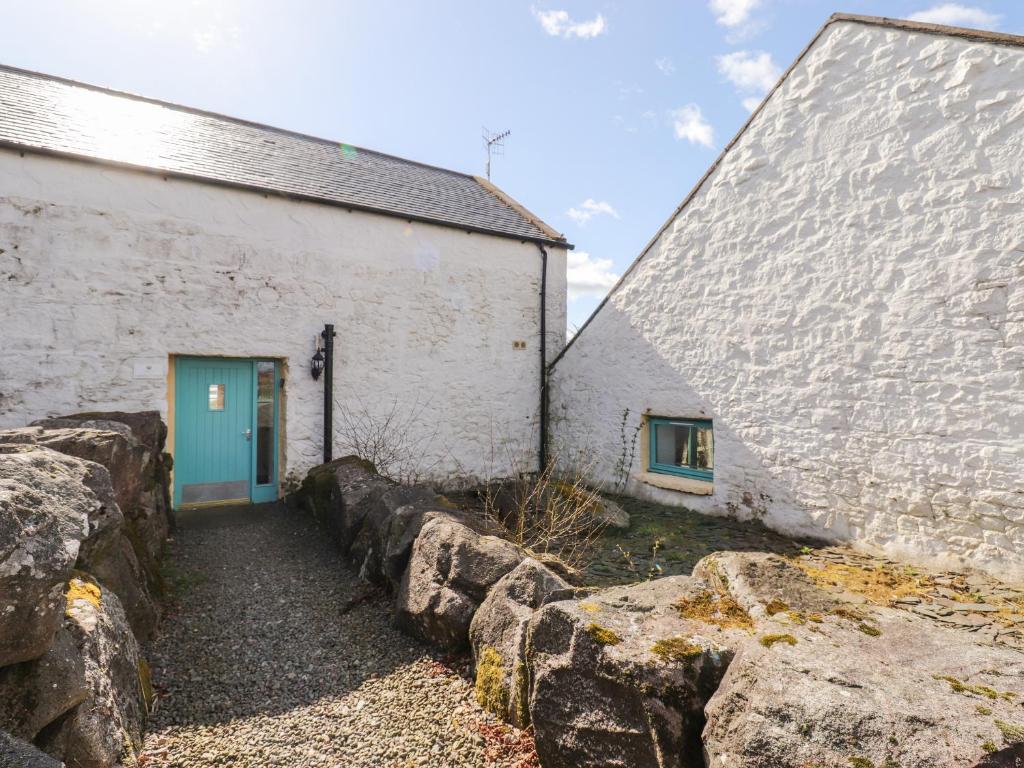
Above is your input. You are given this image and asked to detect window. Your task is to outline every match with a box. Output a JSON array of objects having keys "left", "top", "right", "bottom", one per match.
[
  {"left": 648, "top": 417, "right": 713, "bottom": 481},
  {"left": 208, "top": 384, "right": 224, "bottom": 411}
]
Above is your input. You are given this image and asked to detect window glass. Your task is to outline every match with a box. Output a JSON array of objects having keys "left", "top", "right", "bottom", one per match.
[
  {"left": 649, "top": 418, "right": 713, "bottom": 480},
  {"left": 255, "top": 362, "right": 275, "bottom": 485},
  {"left": 208, "top": 384, "right": 224, "bottom": 411}
]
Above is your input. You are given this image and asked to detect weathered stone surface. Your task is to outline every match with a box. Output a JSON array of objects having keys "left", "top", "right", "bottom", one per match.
[
  {"left": 693, "top": 551, "right": 840, "bottom": 619},
  {"left": 1, "top": 423, "right": 165, "bottom": 638},
  {"left": 0, "top": 446, "right": 92, "bottom": 666},
  {"left": 36, "top": 577, "right": 147, "bottom": 768},
  {"left": 349, "top": 485, "right": 440, "bottom": 584},
  {"left": 528, "top": 576, "right": 742, "bottom": 768},
  {"left": 0, "top": 626, "right": 87, "bottom": 741},
  {"left": 592, "top": 495, "right": 630, "bottom": 530},
  {"left": 395, "top": 517, "right": 523, "bottom": 651},
  {"left": 300, "top": 456, "right": 393, "bottom": 553},
  {"left": 381, "top": 506, "right": 455, "bottom": 592},
  {"left": 704, "top": 606, "right": 1024, "bottom": 768},
  {"left": 0, "top": 730, "right": 63, "bottom": 768},
  {"left": 469, "top": 558, "right": 570, "bottom": 727},
  {"left": 32, "top": 411, "right": 172, "bottom": 567}
]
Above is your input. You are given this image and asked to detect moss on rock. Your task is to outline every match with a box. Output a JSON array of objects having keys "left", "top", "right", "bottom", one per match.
[
  {"left": 651, "top": 637, "right": 703, "bottom": 662},
  {"left": 759, "top": 633, "right": 797, "bottom": 648},
  {"left": 675, "top": 590, "right": 754, "bottom": 632},
  {"left": 474, "top": 647, "right": 509, "bottom": 716},
  {"left": 586, "top": 623, "right": 622, "bottom": 646}
]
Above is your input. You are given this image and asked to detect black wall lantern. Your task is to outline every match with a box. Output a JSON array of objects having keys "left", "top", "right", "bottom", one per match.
[{"left": 310, "top": 337, "right": 325, "bottom": 381}]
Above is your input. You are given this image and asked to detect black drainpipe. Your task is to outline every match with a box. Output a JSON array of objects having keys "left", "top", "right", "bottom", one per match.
[
  {"left": 537, "top": 245, "right": 548, "bottom": 474},
  {"left": 321, "top": 323, "right": 336, "bottom": 463}
]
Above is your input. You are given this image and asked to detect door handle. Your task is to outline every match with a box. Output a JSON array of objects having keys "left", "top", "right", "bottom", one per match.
[{"left": 243, "top": 429, "right": 252, "bottom": 441}]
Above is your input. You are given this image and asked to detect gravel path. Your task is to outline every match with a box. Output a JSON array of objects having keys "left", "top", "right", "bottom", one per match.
[{"left": 141, "top": 504, "right": 537, "bottom": 768}]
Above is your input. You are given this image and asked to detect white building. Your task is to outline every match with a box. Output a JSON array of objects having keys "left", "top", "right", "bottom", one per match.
[
  {"left": 0, "top": 66, "right": 569, "bottom": 507},
  {"left": 550, "top": 15, "right": 1024, "bottom": 579}
]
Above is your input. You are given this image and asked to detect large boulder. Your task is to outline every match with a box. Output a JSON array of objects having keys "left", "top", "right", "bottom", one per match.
[
  {"left": 527, "top": 575, "right": 745, "bottom": 768},
  {"left": 300, "top": 456, "right": 393, "bottom": 553},
  {"left": 35, "top": 575, "right": 148, "bottom": 768},
  {"left": 395, "top": 516, "right": 523, "bottom": 651},
  {"left": 697, "top": 552, "right": 1024, "bottom": 768},
  {"left": 0, "top": 626, "right": 88, "bottom": 741},
  {"left": 0, "top": 730, "right": 63, "bottom": 768},
  {"left": 469, "top": 558, "right": 571, "bottom": 727},
  {"left": 0, "top": 446, "right": 92, "bottom": 666},
  {"left": 348, "top": 485, "right": 442, "bottom": 584},
  {"left": 0, "top": 429, "right": 160, "bottom": 639},
  {"left": 32, "top": 411, "right": 172, "bottom": 566}
]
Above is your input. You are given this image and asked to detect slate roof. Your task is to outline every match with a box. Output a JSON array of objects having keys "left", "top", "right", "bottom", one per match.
[{"left": 0, "top": 65, "right": 567, "bottom": 247}]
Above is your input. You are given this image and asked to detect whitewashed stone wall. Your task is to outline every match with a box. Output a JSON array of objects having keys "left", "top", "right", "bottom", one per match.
[
  {"left": 550, "top": 20, "right": 1024, "bottom": 579},
  {"left": 0, "top": 152, "right": 567, "bottom": 486}
]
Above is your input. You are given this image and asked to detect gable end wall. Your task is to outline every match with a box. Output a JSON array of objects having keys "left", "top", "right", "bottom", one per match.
[{"left": 550, "top": 20, "right": 1024, "bottom": 579}]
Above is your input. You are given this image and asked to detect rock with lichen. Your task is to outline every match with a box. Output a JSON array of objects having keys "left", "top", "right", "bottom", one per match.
[
  {"left": 696, "top": 551, "right": 1024, "bottom": 768},
  {"left": 469, "top": 557, "right": 571, "bottom": 727},
  {"left": 0, "top": 729, "right": 63, "bottom": 768},
  {"left": 34, "top": 575, "right": 148, "bottom": 768},
  {"left": 395, "top": 516, "right": 523, "bottom": 651},
  {"left": 0, "top": 445, "right": 93, "bottom": 666},
  {"left": 298, "top": 455, "right": 394, "bottom": 553},
  {"left": 527, "top": 575, "right": 745, "bottom": 768}
]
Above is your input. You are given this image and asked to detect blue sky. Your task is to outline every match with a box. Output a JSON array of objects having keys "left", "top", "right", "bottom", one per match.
[{"left": 2, "top": 1, "right": 1020, "bottom": 330}]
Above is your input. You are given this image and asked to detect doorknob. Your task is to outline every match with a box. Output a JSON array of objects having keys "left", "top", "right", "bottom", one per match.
[{"left": 243, "top": 429, "right": 252, "bottom": 441}]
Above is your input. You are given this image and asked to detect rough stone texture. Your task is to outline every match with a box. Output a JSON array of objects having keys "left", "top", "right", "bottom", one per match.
[
  {"left": 301, "top": 456, "right": 395, "bottom": 554},
  {"left": 549, "top": 18, "right": 1024, "bottom": 580},
  {"left": 395, "top": 517, "right": 523, "bottom": 651},
  {"left": 527, "top": 576, "right": 742, "bottom": 768},
  {"left": 0, "top": 446, "right": 91, "bottom": 666},
  {"left": 37, "top": 578, "right": 147, "bottom": 768},
  {"left": 349, "top": 485, "right": 442, "bottom": 584},
  {"left": 0, "top": 730, "right": 63, "bottom": 768},
  {"left": 0, "top": 627, "right": 88, "bottom": 742},
  {"left": 0, "top": 151, "right": 568, "bottom": 486},
  {"left": 468, "top": 557, "right": 570, "bottom": 727},
  {"left": 0, "top": 426, "right": 161, "bottom": 639},
  {"left": 593, "top": 495, "right": 630, "bottom": 530},
  {"left": 693, "top": 551, "right": 840, "bottom": 619},
  {"left": 33, "top": 411, "right": 172, "bottom": 567},
  {"left": 703, "top": 606, "right": 1024, "bottom": 768}
]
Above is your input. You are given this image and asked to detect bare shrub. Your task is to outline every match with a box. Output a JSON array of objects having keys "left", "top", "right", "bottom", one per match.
[
  {"left": 478, "top": 454, "right": 608, "bottom": 577},
  {"left": 335, "top": 395, "right": 442, "bottom": 485}
]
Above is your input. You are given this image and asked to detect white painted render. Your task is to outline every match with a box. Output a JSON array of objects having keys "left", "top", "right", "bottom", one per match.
[
  {"left": 550, "top": 20, "right": 1024, "bottom": 579},
  {"left": 0, "top": 151, "right": 567, "bottom": 487}
]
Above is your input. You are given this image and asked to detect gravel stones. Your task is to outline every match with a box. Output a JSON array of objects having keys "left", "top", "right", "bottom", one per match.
[{"left": 140, "top": 504, "right": 536, "bottom": 768}]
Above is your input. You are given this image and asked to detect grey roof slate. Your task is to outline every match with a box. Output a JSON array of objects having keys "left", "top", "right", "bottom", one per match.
[{"left": 0, "top": 65, "right": 566, "bottom": 246}]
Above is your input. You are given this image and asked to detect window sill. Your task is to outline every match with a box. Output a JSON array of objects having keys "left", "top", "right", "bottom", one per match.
[{"left": 638, "top": 471, "right": 713, "bottom": 496}]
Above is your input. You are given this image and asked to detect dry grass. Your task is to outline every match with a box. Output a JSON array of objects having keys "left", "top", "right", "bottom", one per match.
[
  {"left": 793, "top": 560, "right": 933, "bottom": 605},
  {"left": 676, "top": 590, "right": 754, "bottom": 632}
]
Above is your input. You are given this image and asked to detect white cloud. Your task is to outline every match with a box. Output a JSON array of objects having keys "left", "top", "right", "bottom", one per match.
[
  {"left": 532, "top": 7, "right": 607, "bottom": 38},
  {"left": 655, "top": 56, "right": 676, "bottom": 75},
  {"left": 717, "top": 50, "right": 780, "bottom": 94},
  {"left": 742, "top": 96, "right": 762, "bottom": 112},
  {"left": 567, "top": 251, "right": 620, "bottom": 299},
  {"left": 908, "top": 4, "right": 1000, "bottom": 28},
  {"left": 567, "top": 199, "right": 619, "bottom": 226},
  {"left": 709, "top": 0, "right": 762, "bottom": 28},
  {"left": 671, "top": 104, "right": 714, "bottom": 148}
]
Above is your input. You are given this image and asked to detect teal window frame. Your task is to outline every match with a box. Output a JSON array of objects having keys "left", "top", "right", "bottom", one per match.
[{"left": 648, "top": 417, "right": 714, "bottom": 481}]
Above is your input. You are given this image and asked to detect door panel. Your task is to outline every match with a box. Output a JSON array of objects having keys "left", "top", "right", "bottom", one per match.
[{"left": 174, "top": 358, "right": 254, "bottom": 508}]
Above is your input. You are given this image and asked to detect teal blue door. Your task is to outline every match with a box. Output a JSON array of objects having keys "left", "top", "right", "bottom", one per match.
[{"left": 173, "top": 357, "right": 279, "bottom": 509}]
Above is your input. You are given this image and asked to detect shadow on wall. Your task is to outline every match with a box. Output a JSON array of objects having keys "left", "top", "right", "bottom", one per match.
[{"left": 550, "top": 302, "right": 841, "bottom": 546}]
